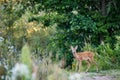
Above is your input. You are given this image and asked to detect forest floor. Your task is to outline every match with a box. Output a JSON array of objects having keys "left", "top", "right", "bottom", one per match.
[{"left": 69, "top": 70, "right": 120, "bottom": 80}]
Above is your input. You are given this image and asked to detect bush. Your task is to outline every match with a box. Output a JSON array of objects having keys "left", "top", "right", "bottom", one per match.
[
  {"left": 96, "top": 43, "right": 115, "bottom": 70},
  {"left": 114, "top": 36, "right": 120, "bottom": 68}
]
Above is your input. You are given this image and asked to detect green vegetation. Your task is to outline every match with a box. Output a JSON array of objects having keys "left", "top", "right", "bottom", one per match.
[{"left": 0, "top": 0, "right": 120, "bottom": 79}]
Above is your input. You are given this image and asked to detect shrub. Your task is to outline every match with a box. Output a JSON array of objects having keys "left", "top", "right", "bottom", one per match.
[
  {"left": 20, "top": 44, "right": 33, "bottom": 71},
  {"left": 36, "top": 53, "right": 68, "bottom": 80},
  {"left": 114, "top": 36, "right": 120, "bottom": 68},
  {"left": 96, "top": 43, "right": 114, "bottom": 70}
]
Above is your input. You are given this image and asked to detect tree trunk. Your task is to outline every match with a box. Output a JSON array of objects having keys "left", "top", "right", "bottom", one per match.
[{"left": 101, "top": 0, "right": 106, "bottom": 16}]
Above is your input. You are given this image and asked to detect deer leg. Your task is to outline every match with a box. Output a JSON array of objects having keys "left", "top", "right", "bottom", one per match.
[
  {"left": 85, "top": 60, "right": 91, "bottom": 72},
  {"left": 78, "top": 60, "right": 82, "bottom": 72},
  {"left": 75, "top": 61, "right": 79, "bottom": 72},
  {"left": 91, "top": 58, "right": 98, "bottom": 72}
]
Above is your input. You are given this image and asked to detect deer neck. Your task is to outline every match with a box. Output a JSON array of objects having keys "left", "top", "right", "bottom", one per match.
[{"left": 73, "top": 52, "right": 79, "bottom": 60}]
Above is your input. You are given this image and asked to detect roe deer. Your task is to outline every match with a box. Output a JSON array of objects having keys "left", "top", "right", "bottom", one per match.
[{"left": 70, "top": 45, "right": 98, "bottom": 72}]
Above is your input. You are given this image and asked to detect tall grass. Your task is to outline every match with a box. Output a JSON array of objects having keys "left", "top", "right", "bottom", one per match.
[
  {"left": 20, "top": 44, "right": 33, "bottom": 70},
  {"left": 97, "top": 43, "right": 115, "bottom": 70},
  {"left": 11, "top": 44, "right": 68, "bottom": 80},
  {"left": 37, "top": 53, "right": 68, "bottom": 80}
]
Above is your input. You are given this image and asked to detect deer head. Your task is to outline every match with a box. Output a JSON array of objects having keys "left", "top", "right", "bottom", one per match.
[{"left": 70, "top": 45, "right": 78, "bottom": 54}]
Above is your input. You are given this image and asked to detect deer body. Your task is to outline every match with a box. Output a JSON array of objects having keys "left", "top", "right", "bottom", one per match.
[
  {"left": 71, "top": 45, "right": 98, "bottom": 72},
  {"left": 74, "top": 51, "right": 94, "bottom": 60}
]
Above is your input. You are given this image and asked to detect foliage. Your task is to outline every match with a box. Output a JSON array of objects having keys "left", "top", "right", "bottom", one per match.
[
  {"left": 0, "top": 0, "right": 120, "bottom": 74},
  {"left": 10, "top": 44, "right": 68, "bottom": 80},
  {"left": 20, "top": 44, "right": 32, "bottom": 70},
  {"left": 96, "top": 43, "right": 114, "bottom": 70},
  {"left": 114, "top": 36, "right": 120, "bottom": 68},
  {"left": 49, "top": 14, "right": 98, "bottom": 68},
  {"left": 34, "top": 52, "right": 68, "bottom": 80}
]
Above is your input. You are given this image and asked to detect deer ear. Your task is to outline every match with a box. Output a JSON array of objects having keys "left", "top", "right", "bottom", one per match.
[{"left": 75, "top": 45, "right": 78, "bottom": 49}]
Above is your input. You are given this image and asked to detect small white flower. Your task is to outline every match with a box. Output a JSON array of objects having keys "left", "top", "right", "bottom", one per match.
[
  {"left": 0, "top": 37, "right": 4, "bottom": 42},
  {"left": 8, "top": 46, "right": 14, "bottom": 49},
  {"left": 72, "top": 10, "right": 78, "bottom": 15},
  {"left": 11, "top": 63, "right": 30, "bottom": 80},
  {"left": 38, "top": 11, "right": 45, "bottom": 16},
  {"left": 8, "top": 46, "right": 17, "bottom": 53}
]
